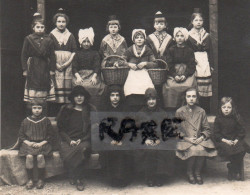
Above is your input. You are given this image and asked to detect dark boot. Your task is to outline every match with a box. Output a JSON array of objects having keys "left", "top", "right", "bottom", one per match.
[
  {"left": 26, "top": 168, "right": 34, "bottom": 190},
  {"left": 36, "top": 168, "right": 45, "bottom": 189},
  {"left": 187, "top": 157, "right": 196, "bottom": 184},
  {"left": 194, "top": 157, "right": 205, "bottom": 185}
]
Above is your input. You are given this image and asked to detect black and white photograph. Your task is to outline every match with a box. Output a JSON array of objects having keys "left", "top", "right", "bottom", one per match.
[{"left": 0, "top": 0, "right": 250, "bottom": 194}]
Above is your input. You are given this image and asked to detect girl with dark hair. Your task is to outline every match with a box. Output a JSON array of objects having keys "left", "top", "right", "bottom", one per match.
[
  {"left": 187, "top": 8, "right": 214, "bottom": 113},
  {"left": 176, "top": 88, "right": 217, "bottom": 185},
  {"left": 50, "top": 8, "right": 77, "bottom": 105},
  {"left": 18, "top": 99, "right": 53, "bottom": 190},
  {"left": 57, "top": 86, "right": 96, "bottom": 191},
  {"left": 100, "top": 15, "right": 128, "bottom": 68},
  {"left": 213, "top": 97, "right": 249, "bottom": 181},
  {"left": 21, "top": 13, "right": 56, "bottom": 102}
]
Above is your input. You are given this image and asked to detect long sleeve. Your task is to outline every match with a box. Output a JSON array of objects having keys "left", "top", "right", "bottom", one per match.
[
  {"left": 235, "top": 116, "right": 246, "bottom": 140},
  {"left": 21, "top": 37, "right": 29, "bottom": 71},
  {"left": 166, "top": 48, "right": 176, "bottom": 77},
  {"left": 72, "top": 53, "right": 79, "bottom": 75},
  {"left": 48, "top": 40, "right": 56, "bottom": 72},
  {"left": 92, "top": 51, "right": 101, "bottom": 74},
  {"left": 200, "top": 110, "right": 211, "bottom": 139},
  {"left": 70, "top": 34, "right": 78, "bottom": 52},
  {"left": 145, "top": 52, "right": 157, "bottom": 69},
  {"left": 18, "top": 121, "right": 27, "bottom": 143},
  {"left": 213, "top": 117, "right": 224, "bottom": 142},
  {"left": 57, "top": 106, "right": 72, "bottom": 144},
  {"left": 184, "top": 49, "right": 196, "bottom": 78},
  {"left": 99, "top": 40, "right": 108, "bottom": 58},
  {"left": 207, "top": 35, "right": 214, "bottom": 68},
  {"left": 45, "top": 119, "right": 54, "bottom": 143}
]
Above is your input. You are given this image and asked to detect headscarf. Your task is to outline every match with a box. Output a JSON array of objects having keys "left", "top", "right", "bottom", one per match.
[
  {"left": 145, "top": 88, "right": 158, "bottom": 99},
  {"left": 173, "top": 27, "right": 189, "bottom": 41},
  {"left": 132, "top": 29, "right": 146, "bottom": 42},
  {"left": 78, "top": 27, "right": 95, "bottom": 45}
]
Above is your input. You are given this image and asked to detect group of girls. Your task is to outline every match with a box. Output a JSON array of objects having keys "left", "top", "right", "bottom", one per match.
[
  {"left": 21, "top": 8, "right": 213, "bottom": 114},
  {"left": 18, "top": 8, "right": 249, "bottom": 191}
]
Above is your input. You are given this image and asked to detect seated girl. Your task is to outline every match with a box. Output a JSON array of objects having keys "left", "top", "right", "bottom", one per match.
[
  {"left": 100, "top": 15, "right": 128, "bottom": 68},
  {"left": 123, "top": 29, "right": 158, "bottom": 111},
  {"left": 72, "top": 27, "right": 106, "bottom": 109},
  {"left": 137, "top": 88, "right": 176, "bottom": 187},
  {"left": 162, "top": 27, "right": 196, "bottom": 110},
  {"left": 176, "top": 88, "right": 217, "bottom": 185},
  {"left": 18, "top": 99, "right": 53, "bottom": 190},
  {"left": 213, "top": 97, "right": 249, "bottom": 181},
  {"left": 57, "top": 86, "right": 96, "bottom": 191}
]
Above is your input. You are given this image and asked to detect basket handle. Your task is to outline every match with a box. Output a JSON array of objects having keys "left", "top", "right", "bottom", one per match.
[
  {"left": 154, "top": 59, "right": 169, "bottom": 71},
  {"left": 103, "top": 55, "right": 126, "bottom": 62}
]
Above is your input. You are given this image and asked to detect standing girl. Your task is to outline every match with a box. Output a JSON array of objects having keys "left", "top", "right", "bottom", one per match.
[
  {"left": 50, "top": 9, "right": 77, "bottom": 105},
  {"left": 57, "top": 86, "right": 96, "bottom": 191},
  {"left": 187, "top": 8, "right": 214, "bottom": 113},
  {"left": 214, "top": 97, "right": 248, "bottom": 181},
  {"left": 100, "top": 15, "right": 127, "bottom": 68},
  {"left": 176, "top": 88, "right": 217, "bottom": 184},
  {"left": 18, "top": 99, "right": 53, "bottom": 189},
  {"left": 123, "top": 29, "right": 158, "bottom": 111},
  {"left": 72, "top": 27, "right": 106, "bottom": 109},
  {"left": 162, "top": 27, "right": 196, "bottom": 110},
  {"left": 147, "top": 11, "right": 173, "bottom": 62},
  {"left": 21, "top": 13, "right": 56, "bottom": 102}
]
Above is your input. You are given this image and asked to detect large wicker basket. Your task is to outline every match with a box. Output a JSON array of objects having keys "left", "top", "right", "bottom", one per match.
[
  {"left": 101, "top": 55, "right": 129, "bottom": 85},
  {"left": 148, "top": 59, "right": 169, "bottom": 85}
]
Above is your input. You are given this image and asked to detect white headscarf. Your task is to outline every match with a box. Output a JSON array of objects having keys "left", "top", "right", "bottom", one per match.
[
  {"left": 132, "top": 29, "right": 146, "bottom": 42},
  {"left": 173, "top": 27, "right": 189, "bottom": 41},
  {"left": 78, "top": 27, "right": 95, "bottom": 45}
]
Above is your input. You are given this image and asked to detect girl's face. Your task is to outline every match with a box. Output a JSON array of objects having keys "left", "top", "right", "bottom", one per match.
[
  {"left": 154, "top": 21, "right": 166, "bottom": 32},
  {"left": 221, "top": 102, "right": 232, "bottom": 116},
  {"left": 74, "top": 94, "right": 85, "bottom": 105},
  {"left": 32, "top": 105, "right": 43, "bottom": 117},
  {"left": 109, "top": 24, "right": 119, "bottom": 35},
  {"left": 56, "top": 16, "right": 67, "bottom": 31},
  {"left": 33, "top": 22, "right": 45, "bottom": 35},
  {"left": 147, "top": 97, "right": 157, "bottom": 108},
  {"left": 186, "top": 90, "right": 197, "bottom": 106},
  {"left": 110, "top": 92, "right": 120, "bottom": 105},
  {"left": 81, "top": 38, "right": 91, "bottom": 49},
  {"left": 175, "top": 31, "right": 185, "bottom": 45},
  {"left": 192, "top": 15, "right": 204, "bottom": 30},
  {"left": 134, "top": 34, "right": 145, "bottom": 46}
]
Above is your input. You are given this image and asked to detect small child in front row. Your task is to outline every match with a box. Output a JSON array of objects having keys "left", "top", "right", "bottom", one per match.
[
  {"left": 18, "top": 99, "right": 53, "bottom": 189},
  {"left": 213, "top": 97, "right": 250, "bottom": 181}
]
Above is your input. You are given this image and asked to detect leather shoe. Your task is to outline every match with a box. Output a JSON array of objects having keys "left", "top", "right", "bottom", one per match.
[
  {"left": 187, "top": 174, "right": 196, "bottom": 184},
  {"left": 36, "top": 179, "right": 45, "bottom": 189},
  {"left": 76, "top": 179, "right": 85, "bottom": 191},
  {"left": 195, "top": 174, "right": 203, "bottom": 185},
  {"left": 26, "top": 179, "right": 34, "bottom": 190}
]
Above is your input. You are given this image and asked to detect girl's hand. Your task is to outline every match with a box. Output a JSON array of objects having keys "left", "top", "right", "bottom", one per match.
[
  {"left": 50, "top": 71, "right": 55, "bottom": 76},
  {"left": 76, "top": 77, "right": 84, "bottom": 85},
  {"left": 76, "top": 139, "right": 81, "bottom": 145},
  {"left": 56, "top": 63, "right": 63, "bottom": 71},
  {"left": 33, "top": 142, "right": 44, "bottom": 148},
  {"left": 23, "top": 71, "right": 28, "bottom": 77},
  {"left": 184, "top": 137, "right": 196, "bottom": 144},
  {"left": 153, "top": 139, "right": 161, "bottom": 146},
  {"left": 113, "top": 61, "right": 119, "bottom": 68},
  {"left": 193, "top": 136, "right": 204, "bottom": 145},
  {"left": 111, "top": 140, "right": 122, "bottom": 146},
  {"left": 179, "top": 75, "right": 186, "bottom": 82},
  {"left": 128, "top": 63, "right": 137, "bottom": 70},
  {"left": 137, "top": 62, "right": 147, "bottom": 69},
  {"left": 145, "top": 139, "right": 154, "bottom": 146},
  {"left": 70, "top": 140, "right": 78, "bottom": 147},
  {"left": 90, "top": 74, "right": 97, "bottom": 86},
  {"left": 210, "top": 67, "right": 214, "bottom": 73},
  {"left": 233, "top": 139, "right": 239, "bottom": 145},
  {"left": 175, "top": 75, "right": 181, "bottom": 82},
  {"left": 222, "top": 139, "right": 234, "bottom": 146}
]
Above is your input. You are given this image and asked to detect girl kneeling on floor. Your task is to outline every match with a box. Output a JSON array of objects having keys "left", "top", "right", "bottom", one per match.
[{"left": 18, "top": 99, "right": 53, "bottom": 190}]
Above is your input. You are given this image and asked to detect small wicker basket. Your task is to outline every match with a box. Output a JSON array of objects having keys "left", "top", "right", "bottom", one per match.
[
  {"left": 101, "top": 55, "right": 129, "bottom": 85},
  {"left": 148, "top": 59, "right": 169, "bottom": 85}
]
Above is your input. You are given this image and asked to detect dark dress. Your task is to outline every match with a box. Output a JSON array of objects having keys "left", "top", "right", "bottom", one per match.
[
  {"left": 162, "top": 44, "right": 197, "bottom": 108},
  {"left": 57, "top": 103, "right": 94, "bottom": 168},
  {"left": 21, "top": 33, "right": 56, "bottom": 102},
  {"left": 18, "top": 116, "right": 53, "bottom": 157},
  {"left": 135, "top": 105, "right": 176, "bottom": 177},
  {"left": 99, "top": 102, "right": 133, "bottom": 181},
  {"left": 213, "top": 115, "right": 246, "bottom": 156},
  {"left": 50, "top": 29, "right": 77, "bottom": 103}
]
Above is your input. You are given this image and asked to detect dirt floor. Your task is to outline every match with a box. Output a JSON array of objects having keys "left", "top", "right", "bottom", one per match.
[{"left": 1, "top": 153, "right": 250, "bottom": 195}]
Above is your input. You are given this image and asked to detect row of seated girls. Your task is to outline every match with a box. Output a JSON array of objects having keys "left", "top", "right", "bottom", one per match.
[
  {"left": 18, "top": 85, "right": 250, "bottom": 191},
  {"left": 21, "top": 8, "right": 213, "bottom": 115}
]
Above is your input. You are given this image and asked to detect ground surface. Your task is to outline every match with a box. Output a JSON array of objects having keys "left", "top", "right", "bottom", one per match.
[{"left": 1, "top": 153, "right": 250, "bottom": 195}]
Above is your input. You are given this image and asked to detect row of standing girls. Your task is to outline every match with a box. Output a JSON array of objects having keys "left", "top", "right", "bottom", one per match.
[
  {"left": 18, "top": 85, "right": 250, "bottom": 191},
  {"left": 21, "top": 8, "right": 213, "bottom": 115}
]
